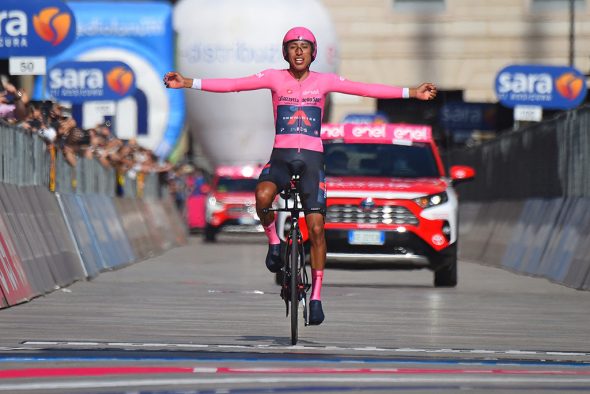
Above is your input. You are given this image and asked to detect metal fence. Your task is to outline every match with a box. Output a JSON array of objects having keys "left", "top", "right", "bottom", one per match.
[
  {"left": 444, "top": 104, "right": 590, "bottom": 201},
  {"left": 0, "top": 122, "right": 165, "bottom": 198}
]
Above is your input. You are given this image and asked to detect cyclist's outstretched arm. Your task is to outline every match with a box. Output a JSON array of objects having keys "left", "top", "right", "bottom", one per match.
[
  {"left": 164, "top": 70, "right": 274, "bottom": 93},
  {"left": 322, "top": 73, "right": 437, "bottom": 101}
]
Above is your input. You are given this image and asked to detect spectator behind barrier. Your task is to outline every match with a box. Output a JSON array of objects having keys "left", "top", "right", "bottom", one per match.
[
  {"left": 0, "top": 75, "right": 28, "bottom": 123},
  {"left": 1, "top": 77, "right": 174, "bottom": 184}
]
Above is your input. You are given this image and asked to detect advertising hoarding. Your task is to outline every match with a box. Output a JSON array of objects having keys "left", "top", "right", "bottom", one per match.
[
  {"left": 34, "top": 2, "right": 184, "bottom": 157},
  {"left": 495, "top": 64, "right": 587, "bottom": 110},
  {"left": 0, "top": 0, "right": 76, "bottom": 58}
]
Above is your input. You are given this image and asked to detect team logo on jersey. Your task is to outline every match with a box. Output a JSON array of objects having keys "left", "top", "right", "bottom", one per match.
[
  {"left": 276, "top": 106, "right": 321, "bottom": 135},
  {"left": 33, "top": 7, "right": 73, "bottom": 46},
  {"left": 287, "top": 109, "right": 312, "bottom": 126}
]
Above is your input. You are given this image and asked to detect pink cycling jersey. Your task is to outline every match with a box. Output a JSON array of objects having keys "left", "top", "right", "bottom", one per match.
[{"left": 198, "top": 69, "right": 405, "bottom": 152}]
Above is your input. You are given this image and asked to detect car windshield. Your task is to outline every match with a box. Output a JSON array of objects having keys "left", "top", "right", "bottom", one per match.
[
  {"left": 216, "top": 177, "right": 258, "bottom": 192},
  {"left": 324, "top": 143, "right": 439, "bottom": 178}
]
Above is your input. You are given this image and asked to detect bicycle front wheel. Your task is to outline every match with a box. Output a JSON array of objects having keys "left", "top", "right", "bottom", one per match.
[{"left": 290, "top": 229, "right": 299, "bottom": 345}]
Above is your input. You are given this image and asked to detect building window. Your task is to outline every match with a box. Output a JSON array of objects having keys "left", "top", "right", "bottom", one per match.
[{"left": 393, "top": 0, "right": 445, "bottom": 12}]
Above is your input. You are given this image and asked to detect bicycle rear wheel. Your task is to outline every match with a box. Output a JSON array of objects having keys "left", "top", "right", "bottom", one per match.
[{"left": 290, "top": 228, "right": 299, "bottom": 345}]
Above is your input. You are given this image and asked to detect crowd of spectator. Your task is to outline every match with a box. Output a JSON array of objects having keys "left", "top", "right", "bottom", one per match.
[{"left": 0, "top": 75, "right": 172, "bottom": 175}]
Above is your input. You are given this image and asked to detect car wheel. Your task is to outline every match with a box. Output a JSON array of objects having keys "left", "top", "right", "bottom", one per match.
[
  {"left": 204, "top": 224, "right": 217, "bottom": 242},
  {"left": 434, "top": 244, "right": 457, "bottom": 287}
]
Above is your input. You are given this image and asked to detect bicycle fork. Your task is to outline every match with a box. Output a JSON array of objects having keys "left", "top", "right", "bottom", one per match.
[{"left": 281, "top": 218, "right": 308, "bottom": 322}]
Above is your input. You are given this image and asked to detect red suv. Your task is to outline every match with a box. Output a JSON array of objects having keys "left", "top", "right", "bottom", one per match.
[
  {"left": 319, "top": 123, "right": 475, "bottom": 287},
  {"left": 204, "top": 165, "right": 263, "bottom": 242}
]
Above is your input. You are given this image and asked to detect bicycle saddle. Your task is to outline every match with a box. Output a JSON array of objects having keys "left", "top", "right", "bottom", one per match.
[{"left": 287, "top": 160, "right": 306, "bottom": 177}]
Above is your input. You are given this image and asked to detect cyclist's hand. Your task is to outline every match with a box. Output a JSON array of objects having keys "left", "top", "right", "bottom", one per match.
[
  {"left": 163, "top": 71, "right": 187, "bottom": 89},
  {"left": 414, "top": 82, "right": 437, "bottom": 101}
]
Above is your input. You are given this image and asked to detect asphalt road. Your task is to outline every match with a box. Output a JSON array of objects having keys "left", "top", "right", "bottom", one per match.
[{"left": 0, "top": 233, "right": 589, "bottom": 394}]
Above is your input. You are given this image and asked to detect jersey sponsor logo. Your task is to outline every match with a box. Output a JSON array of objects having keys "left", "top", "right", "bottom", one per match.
[
  {"left": 276, "top": 105, "right": 321, "bottom": 136},
  {"left": 302, "top": 97, "right": 321, "bottom": 104},
  {"left": 278, "top": 95, "right": 298, "bottom": 103},
  {"left": 303, "top": 89, "right": 319, "bottom": 95}
]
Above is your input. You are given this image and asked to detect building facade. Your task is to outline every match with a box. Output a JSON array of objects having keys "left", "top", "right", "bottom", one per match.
[{"left": 321, "top": 0, "right": 590, "bottom": 123}]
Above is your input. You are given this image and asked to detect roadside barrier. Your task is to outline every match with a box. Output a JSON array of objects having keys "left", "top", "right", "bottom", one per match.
[
  {"left": 0, "top": 212, "right": 33, "bottom": 306},
  {"left": 449, "top": 106, "right": 590, "bottom": 291},
  {"left": 0, "top": 186, "right": 187, "bottom": 309},
  {"left": 457, "top": 202, "right": 494, "bottom": 263},
  {"left": 142, "top": 199, "right": 178, "bottom": 251},
  {"left": 480, "top": 200, "right": 525, "bottom": 269},
  {"left": 0, "top": 183, "right": 57, "bottom": 295},
  {"left": 0, "top": 122, "right": 186, "bottom": 309},
  {"left": 459, "top": 197, "right": 590, "bottom": 290},
  {"left": 78, "top": 194, "right": 136, "bottom": 270},
  {"left": 113, "top": 198, "right": 158, "bottom": 260},
  {"left": 562, "top": 199, "right": 590, "bottom": 289},
  {"left": 25, "top": 186, "right": 86, "bottom": 287},
  {"left": 536, "top": 198, "right": 579, "bottom": 283},
  {"left": 161, "top": 198, "right": 188, "bottom": 246},
  {"left": 57, "top": 193, "right": 106, "bottom": 277}
]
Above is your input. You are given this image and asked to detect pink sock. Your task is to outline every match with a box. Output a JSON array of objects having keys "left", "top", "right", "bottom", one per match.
[
  {"left": 263, "top": 217, "right": 280, "bottom": 245},
  {"left": 311, "top": 269, "right": 324, "bottom": 301}
]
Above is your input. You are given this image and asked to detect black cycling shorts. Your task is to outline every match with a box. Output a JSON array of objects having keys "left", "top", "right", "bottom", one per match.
[{"left": 258, "top": 148, "right": 326, "bottom": 215}]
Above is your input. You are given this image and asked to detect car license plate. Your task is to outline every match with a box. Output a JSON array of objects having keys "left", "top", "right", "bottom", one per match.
[
  {"left": 348, "top": 230, "right": 385, "bottom": 245},
  {"left": 238, "top": 216, "right": 256, "bottom": 225}
]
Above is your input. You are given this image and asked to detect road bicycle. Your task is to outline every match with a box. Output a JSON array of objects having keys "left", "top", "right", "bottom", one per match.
[{"left": 263, "top": 164, "right": 310, "bottom": 345}]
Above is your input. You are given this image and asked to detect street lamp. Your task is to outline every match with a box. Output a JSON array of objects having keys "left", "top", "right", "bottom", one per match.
[{"left": 569, "top": 0, "right": 575, "bottom": 67}]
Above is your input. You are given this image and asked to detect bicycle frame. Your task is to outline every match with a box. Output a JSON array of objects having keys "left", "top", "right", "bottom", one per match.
[{"left": 264, "top": 174, "right": 310, "bottom": 344}]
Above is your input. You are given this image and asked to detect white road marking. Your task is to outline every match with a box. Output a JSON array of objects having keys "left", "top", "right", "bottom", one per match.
[
  {"left": 17, "top": 341, "right": 590, "bottom": 358},
  {"left": 1, "top": 376, "right": 590, "bottom": 392}
]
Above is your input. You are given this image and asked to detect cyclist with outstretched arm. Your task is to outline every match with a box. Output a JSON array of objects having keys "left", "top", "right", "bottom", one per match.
[{"left": 164, "top": 27, "right": 437, "bottom": 326}]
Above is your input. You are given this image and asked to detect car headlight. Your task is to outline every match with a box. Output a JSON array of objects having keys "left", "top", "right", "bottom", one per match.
[
  {"left": 413, "top": 192, "right": 448, "bottom": 209},
  {"left": 206, "top": 196, "right": 225, "bottom": 219}
]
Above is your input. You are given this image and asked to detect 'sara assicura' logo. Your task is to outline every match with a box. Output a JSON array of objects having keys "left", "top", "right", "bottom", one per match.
[
  {"left": 107, "top": 66, "right": 135, "bottom": 96},
  {"left": 555, "top": 72, "right": 585, "bottom": 101},
  {"left": 33, "top": 7, "right": 72, "bottom": 46}
]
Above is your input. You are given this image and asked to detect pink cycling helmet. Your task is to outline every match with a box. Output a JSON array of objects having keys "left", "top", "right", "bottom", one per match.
[{"left": 282, "top": 26, "right": 317, "bottom": 61}]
